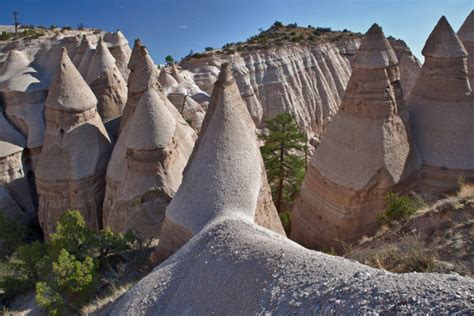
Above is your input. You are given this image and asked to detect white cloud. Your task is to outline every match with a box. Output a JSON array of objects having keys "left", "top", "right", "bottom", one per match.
[{"left": 179, "top": 25, "right": 188, "bottom": 29}]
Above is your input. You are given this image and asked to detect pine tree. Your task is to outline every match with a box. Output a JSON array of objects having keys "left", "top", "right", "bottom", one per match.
[{"left": 259, "top": 113, "right": 307, "bottom": 212}]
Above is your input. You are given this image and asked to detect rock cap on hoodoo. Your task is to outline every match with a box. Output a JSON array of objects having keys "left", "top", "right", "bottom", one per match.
[
  {"left": 47, "top": 48, "right": 97, "bottom": 112},
  {"left": 128, "top": 38, "right": 143, "bottom": 71},
  {"left": 104, "top": 29, "right": 129, "bottom": 47},
  {"left": 85, "top": 37, "right": 116, "bottom": 84},
  {"left": 129, "top": 47, "right": 159, "bottom": 93},
  {"left": 165, "top": 62, "right": 261, "bottom": 234},
  {"left": 353, "top": 23, "right": 398, "bottom": 69},
  {"left": 422, "top": 16, "right": 467, "bottom": 58},
  {"left": 126, "top": 88, "right": 176, "bottom": 150},
  {"left": 0, "top": 112, "right": 25, "bottom": 157},
  {"left": 458, "top": 10, "right": 474, "bottom": 41}
]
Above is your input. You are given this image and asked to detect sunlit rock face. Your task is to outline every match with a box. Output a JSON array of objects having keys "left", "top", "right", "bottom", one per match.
[
  {"left": 158, "top": 63, "right": 285, "bottom": 260},
  {"left": 180, "top": 38, "right": 420, "bottom": 138},
  {"left": 291, "top": 24, "right": 421, "bottom": 253},
  {"left": 35, "top": 49, "right": 112, "bottom": 237},
  {"left": 408, "top": 16, "right": 473, "bottom": 195}
]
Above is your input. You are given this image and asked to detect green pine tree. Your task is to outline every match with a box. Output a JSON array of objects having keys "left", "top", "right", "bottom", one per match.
[{"left": 259, "top": 113, "right": 307, "bottom": 213}]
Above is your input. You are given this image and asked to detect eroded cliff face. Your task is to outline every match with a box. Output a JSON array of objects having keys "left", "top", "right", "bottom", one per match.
[{"left": 180, "top": 39, "right": 420, "bottom": 137}]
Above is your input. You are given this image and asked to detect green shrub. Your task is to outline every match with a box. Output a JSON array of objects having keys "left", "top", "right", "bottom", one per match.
[
  {"left": 0, "top": 213, "right": 28, "bottom": 259},
  {"left": 279, "top": 212, "right": 292, "bottom": 235},
  {"left": 204, "top": 46, "right": 213, "bottom": 51},
  {"left": 0, "top": 31, "right": 12, "bottom": 41},
  {"left": 379, "top": 192, "right": 417, "bottom": 223},
  {"left": 61, "top": 26, "right": 72, "bottom": 31}
]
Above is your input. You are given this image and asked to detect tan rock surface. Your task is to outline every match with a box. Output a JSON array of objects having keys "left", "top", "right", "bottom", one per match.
[
  {"left": 291, "top": 24, "right": 421, "bottom": 252},
  {"left": 86, "top": 38, "right": 127, "bottom": 122},
  {"left": 36, "top": 48, "right": 112, "bottom": 237},
  {"left": 104, "top": 88, "right": 194, "bottom": 239},
  {"left": 408, "top": 16, "right": 473, "bottom": 195},
  {"left": 104, "top": 30, "right": 132, "bottom": 80},
  {"left": 458, "top": 10, "right": 474, "bottom": 85}
]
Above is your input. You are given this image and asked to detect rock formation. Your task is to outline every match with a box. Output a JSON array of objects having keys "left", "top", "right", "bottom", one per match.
[
  {"left": 104, "top": 30, "right": 132, "bottom": 80},
  {"left": 36, "top": 48, "right": 112, "bottom": 237},
  {"left": 112, "top": 62, "right": 472, "bottom": 316},
  {"left": 72, "top": 35, "right": 91, "bottom": 67},
  {"left": 458, "top": 10, "right": 474, "bottom": 85},
  {"left": 104, "top": 88, "right": 194, "bottom": 239},
  {"left": 291, "top": 24, "right": 421, "bottom": 252},
  {"left": 77, "top": 36, "right": 95, "bottom": 77},
  {"left": 102, "top": 44, "right": 197, "bottom": 232},
  {"left": 408, "top": 16, "right": 473, "bottom": 194},
  {"left": 85, "top": 38, "right": 127, "bottom": 123},
  {"left": 158, "top": 63, "right": 285, "bottom": 259},
  {"left": 0, "top": 49, "right": 46, "bottom": 172},
  {"left": 0, "top": 112, "right": 35, "bottom": 222}
]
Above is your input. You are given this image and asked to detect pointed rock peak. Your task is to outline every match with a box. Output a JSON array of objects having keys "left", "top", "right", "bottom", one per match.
[
  {"left": 422, "top": 16, "right": 467, "bottom": 58},
  {"left": 85, "top": 37, "right": 116, "bottom": 83},
  {"left": 129, "top": 47, "right": 159, "bottom": 93},
  {"left": 0, "top": 49, "right": 30, "bottom": 77},
  {"left": 171, "top": 64, "right": 185, "bottom": 83},
  {"left": 126, "top": 88, "right": 176, "bottom": 151},
  {"left": 458, "top": 10, "right": 474, "bottom": 42},
  {"left": 353, "top": 23, "right": 398, "bottom": 69},
  {"left": 47, "top": 48, "right": 97, "bottom": 112},
  {"left": 0, "top": 111, "right": 26, "bottom": 157},
  {"left": 111, "top": 30, "right": 129, "bottom": 46},
  {"left": 166, "top": 62, "right": 260, "bottom": 232},
  {"left": 128, "top": 38, "right": 143, "bottom": 71},
  {"left": 79, "top": 35, "right": 93, "bottom": 48},
  {"left": 158, "top": 68, "right": 178, "bottom": 87}
]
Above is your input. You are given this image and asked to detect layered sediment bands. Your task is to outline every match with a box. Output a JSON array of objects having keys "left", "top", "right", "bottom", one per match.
[
  {"left": 36, "top": 49, "right": 112, "bottom": 237},
  {"left": 104, "top": 88, "right": 194, "bottom": 239},
  {"left": 158, "top": 63, "right": 284, "bottom": 259},
  {"left": 181, "top": 39, "right": 420, "bottom": 136},
  {"left": 408, "top": 16, "right": 473, "bottom": 195},
  {"left": 86, "top": 38, "right": 127, "bottom": 123},
  {"left": 390, "top": 39, "right": 421, "bottom": 97},
  {"left": 291, "top": 24, "right": 421, "bottom": 252}
]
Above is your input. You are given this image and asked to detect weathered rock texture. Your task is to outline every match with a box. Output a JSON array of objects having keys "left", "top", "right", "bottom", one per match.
[
  {"left": 458, "top": 10, "right": 474, "bottom": 85},
  {"left": 104, "top": 88, "right": 194, "bottom": 239},
  {"left": 112, "top": 63, "right": 473, "bottom": 316},
  {"left": 102, "top": 46, "right": 197, "bottom": 232},
  {"left": 0, "top": 112, "right": 35, "bottom": 222},
  {"left": 291, "top": 24, "right": 421, "bottom": 252},
  {"left": 408, "top": 16, "right": 473, "bottom": 195},
  {"left": 104, "top": 30, "right": 132, "bottom": 80},
  {"left": 158, "top": 64, "right": 285, "bottom": 259},
  {"left": 180, "top": 38, "right": 420, "bottom": 137},
  {"left": 85, "top": 38, "right": 127, "bottom": 122},
  {"left": 36, "top": 49, "right": 112, "bottom": 237}
]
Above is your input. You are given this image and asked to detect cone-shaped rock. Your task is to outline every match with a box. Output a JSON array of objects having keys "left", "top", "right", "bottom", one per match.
[
  {"left": 77, "top": 38, "right": 95, "bottom": 78},
  {"left": 102, "top": 47, "right": 197, "bottom": 227},
  {"left": 408, "top": 16, "right": 473, "bottom": 194},
  {"left": 85, "top": 38, "right": 127, "bottom": 122},
  {"left": 72, "top": 35, "right": 91, "bottom": 67},
  {"left": 291, "top": 24, "right": 421, "bottom": 252},
  {"left": 0, "top": 112, "right": 35, "bottom": 222},
  {"left": 36, "top": 49, "right": 112, "bottom": 237},
  {"left": 158, "top": 63, "right": 285, "bottom": 259},
  {"left": 103, "top": 88, "right": 193, "bottom": 239},
  {"left": 104, "top": 30, "right": 132, "bottom": 80},
  {"left": 458, "top": 10, "right": 474, "bottom": 85}
]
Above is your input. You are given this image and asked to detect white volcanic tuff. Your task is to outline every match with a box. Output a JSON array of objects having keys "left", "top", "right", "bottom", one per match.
[
  {"left": 291, "top": 24, "right": 421, "bottom": 252},
  {"left": 72, "top": 35, "right": 92, "bottom": 67},
  {"left": 36, "top": 48, "right": 112, "bottom": 236},
  {"left": 104, "top": 88, "right": 192, "bottom": 239},
  {"left": 103, "top": 30, "right": 132, "bottom": 80},
  {"left": 408, "top": 16, "right": 473, "bottom": 194}
]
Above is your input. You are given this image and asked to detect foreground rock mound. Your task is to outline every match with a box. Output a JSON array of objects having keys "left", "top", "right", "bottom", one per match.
[
  {"left": 104, "top": 88, "right": 194, "bottom": 239},
  {"left": 408, "top": 16, "right": 473, "bottom": 194},
  {"left": 291, "top": 24, "right": 421, "bottom": 252},
  {"left": 36, "top": 48, "right": 112, "bottom": 237},
  {"left": 158, "top": 63, "right": 285, "bottom": 259},
  {"left": 112, "top": 63, "right": 472, "bottom": 316}
]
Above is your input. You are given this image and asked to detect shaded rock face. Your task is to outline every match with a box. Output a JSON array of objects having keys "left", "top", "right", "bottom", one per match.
[
  {"left": 102, "top": 47, "right": 197, "bottom": 231},
  {"left": 458, "top": 10, "right": 474, "bottom": 85},
  {"left": 103, "top": 88, "right": 194, "bottom": 240},
  {"left": 291, "top": 24, "right": 421, "bottom": 253},
  {"left": 180, "top": 39, "right": 420, "bottom": 137},
  {"left": 103, "top": 30, "right": 132, "bottom": 80},
  {"left": 86, "top": 38, "right": 127, "bottom": 123},
  {"left": 36, "top": 49, "right": 112, "bottom": 237},
  {"left": 0, "top": 112, "right": 35, "bottom": 222},
  {"left": 408, "top": 16, "right": 473, "bottom": 195},
  {"left": 158, "top": 64, "right": 285, "bottom": 260}
]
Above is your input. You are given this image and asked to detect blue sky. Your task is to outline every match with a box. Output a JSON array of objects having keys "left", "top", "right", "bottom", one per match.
[{"left": 1, "top": 0, "right": 472, "bottom": 63}]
